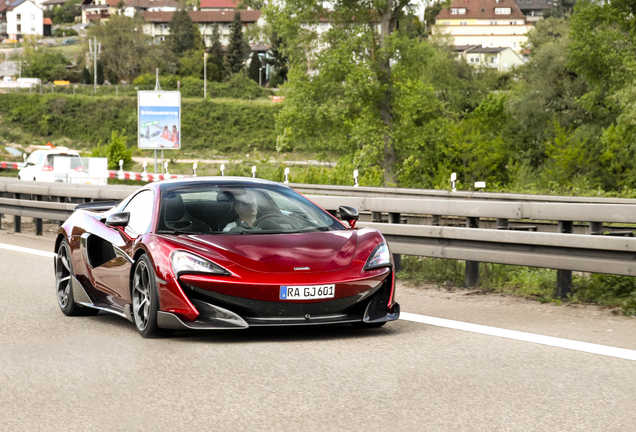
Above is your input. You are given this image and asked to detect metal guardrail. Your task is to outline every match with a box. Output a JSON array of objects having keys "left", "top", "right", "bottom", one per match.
[{"left": 2, "top": 178, "right": 636, "bottom": 297}]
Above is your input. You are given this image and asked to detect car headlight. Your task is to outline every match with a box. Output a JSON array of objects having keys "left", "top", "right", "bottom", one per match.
[
  {"left": 170, "top": 251, "right": 230, "bottom": 276},
  {"left": 364, "top": 243, "right": 392, "bottom": 270}
]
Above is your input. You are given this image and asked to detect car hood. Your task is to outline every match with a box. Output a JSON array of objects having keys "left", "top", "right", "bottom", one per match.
[{"left": 170, "top": 230, "right": 358, "bottom": 273}]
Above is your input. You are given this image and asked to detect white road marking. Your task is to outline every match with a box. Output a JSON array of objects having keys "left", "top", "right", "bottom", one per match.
[
  {"left": 1, "top": 242, "right": 635, "bottom": 361},
  {"left": 401, "top": 312, "right": 636, "bottom": 362},
  {"left": 0, "top": 242, "right": 56, "bottom": 258}
]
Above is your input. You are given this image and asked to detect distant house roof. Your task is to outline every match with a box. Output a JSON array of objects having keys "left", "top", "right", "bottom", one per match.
[
  {"left": 514, "top": 0, "right": 552, "bottom": 11},
  {"left": 1, "top": 0, "right": 27, "bottom": 11},
  {"left": 83, "top": 0, "right": 179, "bottom": 7},
  {"left": 140, "top": 9, "right": 261, "bottom": 23},
  {"left": 43, "top": 17, "right": 52, "bottom": 25},
  {"left": 41, "top": 0, "right": 67, "bottom": 5},
  {"left": 200, "top": 0, "right": 238, "bottom": 9},
  {"left": 466, "top": 46, "right": 509, "bottom": 53},
  {"left": 436, "top": 0, "right": 526, "bottom": 20}
]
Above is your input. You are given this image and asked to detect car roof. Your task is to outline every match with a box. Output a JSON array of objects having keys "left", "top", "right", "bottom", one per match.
[
  {"left": 33, "top": 149, "right": 80, "bottom": 155},
  {"left": 156, "top": 176, "right": 290, "bottom": 191}
]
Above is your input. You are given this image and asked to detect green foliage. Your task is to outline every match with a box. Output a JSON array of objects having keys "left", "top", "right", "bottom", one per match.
[
  {"left": 45, "top": 0, "right": 80, "bottom": 24},
  {"left": 265, "top": 31, "right": 288, "bottom": 86},
  {"left": 81, "top": 67, "right": 92, "bottom": 85},
  {"left": 17, "top": 39, "right": 69, "bottom": 83},
  {"left": 248, "top": 51, "right": 262, "bottom": 84},
  {"left": 179, "top": 49, "right": 205, "bottom": 79},
  {"left": 51, "top": 26, "right": 79, "bottom": 37},
  {"left": 226, "top": 11, "right": 249, "bottom": 74},
  {"left": 166, "top": 9, "right": 204, "bottom": 57},
  {"left": 0, "top": 93, "right": 280, "bottom": 153},
  {"left": 96, "top": 61, "right": 105, "bottom": 85},
  {"left": 91, "top": 130, "right": 133, "bottom": 169},
  {"left": 88, "top": 14, "right": 159, "bottom": 81}
]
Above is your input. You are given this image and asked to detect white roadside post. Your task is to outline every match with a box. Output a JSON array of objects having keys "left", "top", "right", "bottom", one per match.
[
  {"left": 252, "top": 166, "right": 257, "bottom": 178},
  {"left": 220, "top": 164, "right": 225, "bottom": 176},
  {"left": 284, "top": 167, "right": 290, "bottom": 184},
  {"left": 451, "top": 172, "right": 457, "bottom": 192},
  {"left": 353, "top": 169, "right": 359, "bottom": 187},
  {"left": 164, "top": 161, "right": 169, "bottom": 176},
  {"left": 118, "top": 160, "right": 124, "bottom": 180},
  {"left": 193, "top": 162, "right": 198, "bottom": 177}
]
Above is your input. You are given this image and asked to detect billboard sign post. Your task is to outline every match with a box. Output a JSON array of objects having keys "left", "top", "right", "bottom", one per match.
[{"left": 138, "top": 91, "right": 181, "bottom": 173}]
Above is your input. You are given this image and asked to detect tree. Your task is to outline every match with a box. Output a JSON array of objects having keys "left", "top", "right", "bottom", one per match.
[
  {"left": 226, "top": 11, "right": 249, "bottom": 74},
  {"left": 96, "top": 60, "right": 105, "bottom": 85},
  {"left": 205, "top": 24, "right": 226, "bottom": 81},
  {"left": 91, "top": 130, "right": 133, "bottom": 170},
  {"left": 166, "top": 9, "right": 204, "bottom": 57},
  {"left": 179, "top": 49, "right": 205, "bottom": 78},
  {"left": 81, "top": 67, "right": 92, "bottom": 84},
  {"left": 266, "top": 31, "right": 288, "bottom": 86},
  {"left": 46, "top": 0, "right": 80, "bottom": 24},
  {"left": 248, "top": 51, "right": 262, "bottom": 83},
  {"left": 16, "top": 39, "right": 69, "bottom": 82},
  {"left": 87, "top": 14, "right": 153, "bottom": 81},
  {"left": 265, "top": 0, "right": 441, "bottom": 185}
]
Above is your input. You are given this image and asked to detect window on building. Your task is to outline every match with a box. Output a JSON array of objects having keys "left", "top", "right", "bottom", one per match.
[
  {"left": 30, "top": 25, "right": 35, "bottom": 31},
  {"left": 30, "top": 14, "right": 34, "bottom": 20},
  {"left": 510, "top": 21, "right": 516, "bottom": 24},
  {"left": 490, "top": 21, "right": 497, "bottom": 25},
  {"left": 469, "top": 57, "right": 479, "bottom": 63},
  {"left": 511, "top": 42, "right": 517, "bottom": 48},
  {"left": 16, "top": 13, "right": 21, "bottom": 21},
  {"left": 442, "top": 21, "right": 451, "bottom": 25},
  {"left": 451, "top": 8, "right": 466, "bottom": 14},
  {"left": 460, "top": 21, "right": 468, "bottom": 25},
  {"left": 494, "top": 8, "right": 511, "bottom": 13},
  {"left": 17, "top": 24, "right": 21, "bottom": 32}
]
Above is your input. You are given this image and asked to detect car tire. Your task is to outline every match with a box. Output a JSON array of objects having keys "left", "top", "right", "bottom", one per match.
[
  {"left": 351, "top": 321, "right": 386, "bottom": 329},
  {"left": 56, "top": 239, "right": 99, "bottom": 317},
  {"left": 132, "top": 254, "right": 171, "bottom": 338}
]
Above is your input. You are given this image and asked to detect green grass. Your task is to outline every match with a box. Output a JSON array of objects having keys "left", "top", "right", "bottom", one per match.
[{"left": 398, "top": 256, "right": 636, "bottom": 315}]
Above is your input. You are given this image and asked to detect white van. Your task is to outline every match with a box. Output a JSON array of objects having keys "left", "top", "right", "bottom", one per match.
[{"left": 18, "top": 149, "right": 84, "bottom": 182}]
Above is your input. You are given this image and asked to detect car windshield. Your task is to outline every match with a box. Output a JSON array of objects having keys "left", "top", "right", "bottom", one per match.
[{"left": 157, "top": 184, "right": 345, "bottom": 235}]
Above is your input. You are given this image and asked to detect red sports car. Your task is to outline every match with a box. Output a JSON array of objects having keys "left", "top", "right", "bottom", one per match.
[{"left": 54, "top": 178, "right": 400, "bottom": 337}]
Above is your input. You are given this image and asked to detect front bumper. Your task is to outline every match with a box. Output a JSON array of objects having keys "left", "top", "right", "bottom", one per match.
[{"left": 157, "top": 271, "right": 400, "bottom": 330}]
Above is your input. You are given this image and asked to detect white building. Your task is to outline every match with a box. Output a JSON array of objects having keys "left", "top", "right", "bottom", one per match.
[
  {"left": 455, "top": 45, "right": 524, "bottom": 71},
  {"left": 141, "top": 9, "right": 264, "bottom": 47},
  {"left": 433, "top": 0, "right": 533, "bottom": 52},
  {"left": 80, "top": 0, "right": 179, "bottom": 24},
  {"left": 0, "top": 0, "right": 43, "bottom": 40}
]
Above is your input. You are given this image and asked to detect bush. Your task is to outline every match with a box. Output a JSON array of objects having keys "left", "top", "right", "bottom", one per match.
[
  {"left": 52, "top": 27, "right": 79, "bottom": 37},
  {"left": 91, "top": 130, "right": 133, "bottom": 169},
  {"left": 131, "top": 73, "right": 272, "bottom": 99},
  {"left": 0, "top": 93, "right": 281, "bottom": 153}
]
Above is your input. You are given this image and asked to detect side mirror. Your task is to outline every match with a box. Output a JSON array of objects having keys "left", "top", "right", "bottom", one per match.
[
  {"left": 339, "top": 206, "right": 359, "bottom": 229},
  {"left": 106, "top": 212, "right": 130, "bottom": 227}
]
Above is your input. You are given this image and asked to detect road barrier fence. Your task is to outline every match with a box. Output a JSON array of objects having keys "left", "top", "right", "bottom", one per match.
[{"left": 2, "top": 178, "right": 636, "bottom": 298}]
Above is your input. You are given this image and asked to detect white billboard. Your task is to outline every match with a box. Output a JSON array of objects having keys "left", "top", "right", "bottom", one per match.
[{"left": 137, "top": 91, "right": 181, "bottom": 150}]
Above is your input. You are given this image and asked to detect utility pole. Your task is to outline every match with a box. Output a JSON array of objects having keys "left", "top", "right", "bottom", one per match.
[
  {"left": 89, "top": 36, "right": 101, "bottom": 95},
  {"left": 204, "top": 52, "right": 207, "bottom": 99}
]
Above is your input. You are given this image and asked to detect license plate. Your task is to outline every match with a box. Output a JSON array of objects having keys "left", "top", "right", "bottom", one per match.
[{"left": 279, "top": 284, "right": 335, "bottom": 300}]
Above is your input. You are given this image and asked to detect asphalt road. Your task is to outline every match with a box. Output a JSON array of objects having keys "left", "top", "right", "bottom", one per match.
[{"left": 1, "top": 230, "right": 636, "bottom": 431}]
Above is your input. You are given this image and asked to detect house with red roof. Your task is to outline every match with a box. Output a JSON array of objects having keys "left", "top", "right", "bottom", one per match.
[
  {"left": 199, "top": 0, "right": 238, "bottom": 11},
  {"left": 433, "top": 0, "right": 533, "bottom": 52},
  {"left": 141, "top": 9, "right": 263, "bottom": 47},
  {"left": 80, "top": 0, "right": 179, "bottom": 24}
]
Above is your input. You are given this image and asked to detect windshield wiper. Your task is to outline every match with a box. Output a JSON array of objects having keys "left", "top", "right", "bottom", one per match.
[{"left": 156, "top": 230, "right": 214, "bottom": 235}]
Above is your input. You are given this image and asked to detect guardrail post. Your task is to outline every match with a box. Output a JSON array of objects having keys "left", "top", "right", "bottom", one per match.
[
  {"left": 0, "top": 213, "right": 2, "bottom": 229},
  {"left": 496, "top": 218, "right": 509, "bottom": 230},
  {"left": 13, "top": 193, "right": 21, "bottom": 233},
  {"left": 389, "top": 212, "right": 402, "bottom": 271},
  {"left": 556, "top": 221, "right": 573, "bottom": 298},
  {"left": 465, "top": 217, "right": 480, "bottom": 287},
  {"left": 35, "top": 195, "right": 43, "bottom": 236},
  {"left": 372, "top": 212, "right": 382, "bottom": 222},
  {"left": 431, "top": 215, "right": 440, "bottom": 226},
  {"left": 589, "top": 222, "right": 603, "bottom": 235}
]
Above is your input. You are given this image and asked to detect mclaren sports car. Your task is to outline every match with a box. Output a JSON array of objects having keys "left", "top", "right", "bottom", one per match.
[{"left": 54, "top": 178, "right": 400, "bottom": 337}]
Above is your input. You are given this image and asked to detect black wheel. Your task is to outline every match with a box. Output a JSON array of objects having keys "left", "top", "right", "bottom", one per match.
[
  {"left": 351, "top": 321, "right": 387, "bottom": 329},
  {"left": 132, "top": 254, "right": 170, "bottom": 338},
  {"left": 55, "top": 240, "right": 99, "bottom": 317}
]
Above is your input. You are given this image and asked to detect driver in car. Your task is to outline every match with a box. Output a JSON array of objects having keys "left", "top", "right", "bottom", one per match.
[{"left": 223, "top": 192, "right": 259, "bottom": 231}]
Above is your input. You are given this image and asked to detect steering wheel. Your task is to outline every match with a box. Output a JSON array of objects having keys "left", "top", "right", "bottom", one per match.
[{"left": 253, "top": 212, "right": 283, "bottom": 228}]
